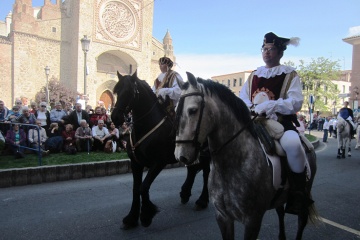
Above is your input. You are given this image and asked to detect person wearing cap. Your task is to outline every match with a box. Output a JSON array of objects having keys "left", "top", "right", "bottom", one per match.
[
  {"left": 152, "top": 56, "right": 184, "bottom": 117},
  {"left": 28, "top": 120, "right": 49, "bottom": 155},
  {"left": 239, "top": 32, "right": 313, "bottom": 215},
  {"left": 338, "top": 101, "right": 356, "bottom": 137}
]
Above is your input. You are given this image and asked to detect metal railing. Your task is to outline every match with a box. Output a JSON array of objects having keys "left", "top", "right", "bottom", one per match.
[{"left": 0, "top": 122, "right": 43, "bottom": 166}]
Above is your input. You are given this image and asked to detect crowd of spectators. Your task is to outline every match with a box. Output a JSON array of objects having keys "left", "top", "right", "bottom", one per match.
[{"left": 0, "top": 99, "right": 132, "bottom": 159}]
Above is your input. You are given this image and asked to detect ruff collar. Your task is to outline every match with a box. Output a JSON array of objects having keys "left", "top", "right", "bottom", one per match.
[{"left": 255, "top": 65, "right": 295, "bottom": 79}]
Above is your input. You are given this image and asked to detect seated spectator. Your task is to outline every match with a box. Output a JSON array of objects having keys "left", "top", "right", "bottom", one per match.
[
  {"left": 50, "top": 102, "right": 67, "bottom": 132},
  {"left": 105, "top": 122, "right": 119, "bottom": 153},
  {"left": 0, "top": 130, "right": 5, "bottom": 153},
  {"left": 0, "top": 100, "right": 10, "bottom": 135},
  {"left": 35, "top": 102, "right": 51, "bottom": 133},
  {"left": 5, "top": 123, "right": 27, "bottom": 158},
  {"left": 5, "top": 106, "right": 21, "bottom": 123},
  {"left": 29, "top": 102, "right": 38, "bottom": 114},
  {"left": 64, "top": 102, "right": 73, "bottom": 116},
  {"left": 92, "top": 119, "right": 111, "bottom": 151},
  {"left": 0, "top": 100, "right": 9, "bottom": 122},
  {"left": 62, "top": 124, "right": 76, "bottom": 154},
  {"left": 45, "top": 122, "right": 63, "bottom": 153},
  {"left": 119, "top": 122, "right": 131, "bottom": 150},
  {"left": 14, "top": 99, "right": 24, "bottom": 113},
  {"left": 75, "top": 119, "right": 93, "bottom": 152},
  {"left": 28, "top": 120, "right": 49, "bottom": 155},
  {"left": 17, "top": 106, "right": 37, "bottom": 136},
  {"left": 89, "top": 106, "right": 109, "bottom": 128},
  {"left": 68, "top": 103, "right": 90, "bottom": 130}
]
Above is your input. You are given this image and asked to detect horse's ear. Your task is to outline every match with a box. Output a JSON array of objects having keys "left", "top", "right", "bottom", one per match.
[
  {"left": 117, "top": 71, "right": 123, "bottom": 82},
  {"left": 132, "top": 70, "right": 138, "bottom": 78},
  {"left": 186, "top": 72, "right": 197, "bottom": 88}
]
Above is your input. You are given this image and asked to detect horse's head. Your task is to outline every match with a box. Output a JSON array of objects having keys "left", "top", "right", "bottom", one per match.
[
  {"left": 111, "top": 71, "right": 139, "bottom": 126},
  {"left": 175, "top": 72, "right": 210, "bottom": 165}
]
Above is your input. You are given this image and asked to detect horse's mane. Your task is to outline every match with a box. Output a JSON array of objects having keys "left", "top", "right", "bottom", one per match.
[
  {"left": 113, "top": 74, "right": 157, "bottom": 102},
  {"left": 182, "top": 78, "right": 253, "bottom": 126}
]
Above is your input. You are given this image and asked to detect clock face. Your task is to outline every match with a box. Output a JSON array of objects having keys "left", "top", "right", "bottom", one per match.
[{"left": 99, "top": 1, "right": 137, "bottom": 42}]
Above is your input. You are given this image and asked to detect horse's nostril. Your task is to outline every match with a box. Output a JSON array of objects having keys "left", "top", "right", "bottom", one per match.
[{"left": 179, "top": 156, "right": 188, "bottom": 164}]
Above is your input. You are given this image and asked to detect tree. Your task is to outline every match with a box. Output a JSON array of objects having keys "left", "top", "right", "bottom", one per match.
[
  {"left": 35, "top": 77, "right": 80, "bottom": 108},
  {"left": 296, "top": 57, "right": 341, "bottom": 114}
]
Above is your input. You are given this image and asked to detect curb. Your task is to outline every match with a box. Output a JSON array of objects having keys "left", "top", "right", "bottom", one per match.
[
  {"left": 0, "top": 140, "right": 319, "bottom": 188},
  {"left": 0, "top": 159, "right": 184, "bottom": 188}
]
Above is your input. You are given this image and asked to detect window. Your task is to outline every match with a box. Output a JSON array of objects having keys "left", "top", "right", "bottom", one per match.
[
  {"left": 227, "top": 79, "right": 230, "bottom": 87},
  {"left": 239, "top": 78, "right": 242, "bottom": 86},
  {"left": 342, "top": 85, "right": 345, "bottom": 93},
  {"left": 52, "top": 27, "right": 56, "bottom": 33},
  {"left": 233, "top": 79, "right": 237, "bottom": 87}
]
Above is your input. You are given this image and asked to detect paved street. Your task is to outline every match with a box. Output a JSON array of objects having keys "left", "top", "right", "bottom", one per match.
[{"left": 1, "top": 131, "right": 360, "bottom": 240}]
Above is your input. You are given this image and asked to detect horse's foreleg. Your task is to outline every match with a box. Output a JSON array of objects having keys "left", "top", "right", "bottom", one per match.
[
  {"left": 139, "top": 163, "right": 166, "bottom": 227},
  {"left": 342, "top": 146, "right": 346, "bottom": 158},
  {"left": 216, "top": 212, "right": 234, "bottom": 240},
  {"left": 337, "top": 148, "right": 341, "bottom": 159},
  {"left": 180, "top": 164, "right": 198, "bottom": 204},
  {"left": 243, "top": 214, "right": 265, "bottom": 240},
  {"left": 275, "top": 206, "right": 286, "bottom": 240},
  {"left": 122, "top": 161, "right": 144, "bottom": 230},
  {"left": 195, "top": 158, "right": 210, "bottom": 210}
]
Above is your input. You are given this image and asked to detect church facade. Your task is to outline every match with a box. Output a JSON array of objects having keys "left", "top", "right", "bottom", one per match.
[{"left": 0, "top": 0, "right": 175, "bottom": 109}]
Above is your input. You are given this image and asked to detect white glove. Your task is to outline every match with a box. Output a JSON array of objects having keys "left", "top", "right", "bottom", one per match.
[
  {"left": 157, "top": 88, "right": 169, "bottom": 99},
  {"left": 254, "top": 101, "right": 277, "bottom": 120}
]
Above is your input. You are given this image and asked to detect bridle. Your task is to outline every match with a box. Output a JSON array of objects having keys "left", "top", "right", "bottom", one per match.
[
  {"left": 175, "top": 89, "right": 258, "bottom": 157},
  {"left": 175, "top": 91, "right": 205, "bottom": 160},
  {"left": 114, "top": 81, "right": 168, "bottom": 160}
]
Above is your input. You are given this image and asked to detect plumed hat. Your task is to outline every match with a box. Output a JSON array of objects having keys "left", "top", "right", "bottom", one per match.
[
  {"left": 263, "top": 32, "right": 300, "bottom": 51},
  {"left": 159, "top": 57, "right": 174, "bottom": 68}
]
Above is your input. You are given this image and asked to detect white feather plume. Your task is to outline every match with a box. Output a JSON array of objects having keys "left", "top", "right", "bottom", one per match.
[{"left": 288, "top": 37, "right": 300, "bottom": 47}]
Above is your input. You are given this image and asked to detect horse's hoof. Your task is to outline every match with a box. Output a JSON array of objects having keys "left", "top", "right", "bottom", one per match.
[
  {"left": 342, "top": 156, "right": 345, "bottom": 158},
  {"left": 140, "top": 217, "right": 153, "bottom": 227},
  {"left": 180, "top": 192, "right": 191, "bottom": 204},
  {"left": 121, "top": 222, "right": 138, "bottom": 230},
  {"left": 337, "top": 156, "right": 341, "bottom": 159},
  {"left": 181, "top": 196, "right": 190, "bottom": 204},
  {"left": 195, "top": 199, "right": 209, "bottom": 210}
]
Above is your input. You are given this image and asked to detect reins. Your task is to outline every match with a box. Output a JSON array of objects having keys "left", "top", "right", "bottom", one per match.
[{"left": 211, "top": 113, "right": 259, "bottom": 155}]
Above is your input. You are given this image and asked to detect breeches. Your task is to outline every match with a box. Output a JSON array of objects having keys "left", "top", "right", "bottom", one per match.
[{"left": 279, "top": 130, "right": 306, "bottom": 173}]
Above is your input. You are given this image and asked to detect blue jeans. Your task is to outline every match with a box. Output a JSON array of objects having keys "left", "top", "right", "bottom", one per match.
[{"left": 323, "top": 129, "right": 328, "bottom": 142}]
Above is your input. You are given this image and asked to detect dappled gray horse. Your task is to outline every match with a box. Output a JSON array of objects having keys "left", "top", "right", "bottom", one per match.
[
  {"left": 336, "top": 117, "right": 351, "bottom": 158},
  {"left": 175, "top": 72, "right": 317, "bottom": 240}
]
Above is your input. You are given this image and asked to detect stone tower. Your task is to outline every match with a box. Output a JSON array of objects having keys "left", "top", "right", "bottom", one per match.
[{"left": 0, "top": 0, "right": 173, "bottom": 109}]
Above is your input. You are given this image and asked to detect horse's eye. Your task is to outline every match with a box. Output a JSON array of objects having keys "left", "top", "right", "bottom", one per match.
[{"left": 188, "top": 108, "right": 197, "bottom": 115}]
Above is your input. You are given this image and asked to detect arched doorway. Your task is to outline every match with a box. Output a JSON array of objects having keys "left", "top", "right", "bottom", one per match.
[{"left": 100, "top": 90, "right": 114, "bottom": 111}]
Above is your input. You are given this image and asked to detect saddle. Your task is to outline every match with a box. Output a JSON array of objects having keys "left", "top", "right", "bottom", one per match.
[{"left": 254, "top": 118, "right": 313, "bottom": 189}]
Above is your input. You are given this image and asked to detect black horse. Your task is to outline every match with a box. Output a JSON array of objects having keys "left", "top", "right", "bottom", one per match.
[{"left": 111, "top": 71, "right": 210, "bottom": 229}]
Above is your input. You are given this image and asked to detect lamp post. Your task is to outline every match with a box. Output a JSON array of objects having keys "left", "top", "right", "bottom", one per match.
[
  {"left": 80, "top": 35, "right": 90, "bottom": 106},
  {"left": 44, "top": 66, "right": 50, "bottom": 104}
]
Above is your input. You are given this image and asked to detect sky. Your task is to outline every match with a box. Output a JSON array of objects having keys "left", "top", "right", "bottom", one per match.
[{"left": 1, "top": 0, "right": 359, "bottom": 79}]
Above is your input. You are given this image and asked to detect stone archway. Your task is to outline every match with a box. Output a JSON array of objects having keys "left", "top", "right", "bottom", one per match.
[{"left": 99, "top": 90, "right": 114, "bottom": 110}]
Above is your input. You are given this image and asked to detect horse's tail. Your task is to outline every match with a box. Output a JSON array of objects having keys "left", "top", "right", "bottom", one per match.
[{"left": 307, "top": 192, "right": 321, "bottom": 225}]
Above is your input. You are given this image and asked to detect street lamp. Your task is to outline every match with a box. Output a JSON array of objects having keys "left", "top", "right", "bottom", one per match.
[
  {"left": 44, "top": 66, "right": 50, "bottom": 104},
  {"left": 80, "top": 35, "right": 90, "bottom": 105}
]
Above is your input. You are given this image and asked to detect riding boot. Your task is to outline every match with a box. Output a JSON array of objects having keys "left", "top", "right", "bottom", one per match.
[{"left": 285, "top": 170, "right": 314, "bottom": 215}]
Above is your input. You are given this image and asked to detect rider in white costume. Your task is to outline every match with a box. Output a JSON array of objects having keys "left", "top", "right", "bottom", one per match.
[
  {"left": 239, "top": 32, "right": 313, "bottom": 215},
  {"left": 152, "top": 57, "right": 183, "bottom": 108}
]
